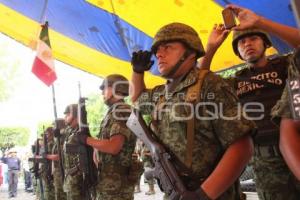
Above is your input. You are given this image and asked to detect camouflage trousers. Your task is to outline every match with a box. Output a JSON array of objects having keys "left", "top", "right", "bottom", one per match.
[
  {"left": 96, "top": 170, "right": 134, "bottom": 200},
  {"left": 253, "top": 154, "right": 300, "bottom": 200},
  {"left": 53, "top": 173, "right": 66, "bottom": 200},
  {"left": 42, "top": 178, "right": 55, "bottom": 200},
  {"left": 64, "top": 172, "right": 88, "bottom": 200},
  {"left": 144, "top": 166, "right": 156, "bottom": 185}
]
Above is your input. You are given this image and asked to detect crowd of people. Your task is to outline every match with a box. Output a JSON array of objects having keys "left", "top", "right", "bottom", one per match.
[{"left": 2, "top": 4, "right": 300, "bottom": 200}]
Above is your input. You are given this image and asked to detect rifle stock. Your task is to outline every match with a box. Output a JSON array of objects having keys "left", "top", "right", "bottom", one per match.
[{"left": 126, "top": 109, "right": 187, "bottom": 200}]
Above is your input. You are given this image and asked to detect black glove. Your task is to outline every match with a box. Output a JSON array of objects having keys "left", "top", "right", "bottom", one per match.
[
  {"left": 77, "top": 132, "right": 88, "bottom": 145},
  {"left": 53, "top": 128, "right": 60, "bottom": 138},
  {"left": 181, "top": 188, "right": 211, "bottom": 200},
  {"left": 131, "top": 50, "right": 154, "bottom": 73}
]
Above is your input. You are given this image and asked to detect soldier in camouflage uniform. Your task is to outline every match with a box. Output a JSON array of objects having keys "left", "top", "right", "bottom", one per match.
[
  {"left": 141, "top": 144, "right": 156, "bottom": 195},
  {"left": 43, "top": 119, "right": 67, "bottom": 200},
  {"left": 62, "top": 104, "right": 88, "bottom": 200},
  {"left": 199, "top": 4, "right": 300, "bottom": 200},
  {"left": 52, "top": 119, "right": 67, "bottom": 200},
  {"left": 130, "top": 22, "right": 255, "bottom": 199},
  {"left": 40, "top": 127, "right": 55, "bottom": 200},
  {"left": 271, "top": 54, "right": 300, "bottom": 181},
  {"left": 77, "top": 74, "right": 137, "bottom": 200},
  {"left": 133, "top": 139, "right": 143, "bottom": 193}
]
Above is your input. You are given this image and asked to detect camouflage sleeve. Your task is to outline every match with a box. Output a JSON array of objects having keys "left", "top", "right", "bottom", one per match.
[
  {"left": 271, "top": 53, "right": 299, "bottom": 124},
  {"left": 110, "top": 121, "right": 132, "bottom": 140},
  {"left": 109, "top": 105, "right": 133, "bottom": 140},
  {"left": 271, "top": 86, "right": 293, "bottom": 125},
  {"left": 137, "top": 84, "right": 165, "bottom": 115},
  {"left": 203, "top": 73, "right": 256, "bottom": 149}
]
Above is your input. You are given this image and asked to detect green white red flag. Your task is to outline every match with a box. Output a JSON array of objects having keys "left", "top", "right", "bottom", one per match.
[{"left": 31, "top": 21, "right": 57, "bottom": 86}]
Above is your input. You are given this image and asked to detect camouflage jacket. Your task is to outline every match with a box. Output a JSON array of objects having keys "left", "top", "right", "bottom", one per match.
[
  {"left": 97, "top": 101, "right": 136, "bottom": 169},
  {"left": 138, "top": 67, "right": 255, "bottom": 199}
]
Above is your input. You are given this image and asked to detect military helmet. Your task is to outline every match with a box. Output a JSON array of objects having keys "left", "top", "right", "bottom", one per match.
[
  {"left": 99, "top": 74, "right": 129, "bottom": 96},
  {"left": 232, "top": 29, "right": 272, "bottom": 58},
  {"left": 64, "top": 104, "right": 78, "bottom": 117},
  {"left": 151, "top": 22, "right": 205, "bottom": 58}
]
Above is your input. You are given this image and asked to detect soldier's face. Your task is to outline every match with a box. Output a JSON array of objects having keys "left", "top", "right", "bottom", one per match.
[
  {"left": 64, "top": 113, "right": 73, "bottom": 126},
  {"left": 237, "top": 35, "right": 266, "bottom": 62},
  {"left": 102, "top": 87, "right": 113, "bottom": 105},
  {"left": 155, "top": 41, "right": 186, "bottom": 75}
]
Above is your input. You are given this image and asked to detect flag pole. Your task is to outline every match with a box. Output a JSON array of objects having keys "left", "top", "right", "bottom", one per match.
[{"left": 51, "top": 84, "right": 58, "bottom": 120}]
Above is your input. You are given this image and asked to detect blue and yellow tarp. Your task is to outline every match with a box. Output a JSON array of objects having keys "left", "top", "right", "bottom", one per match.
[{"left": 0, "top": 0, "right": 297, "bottom": 87}]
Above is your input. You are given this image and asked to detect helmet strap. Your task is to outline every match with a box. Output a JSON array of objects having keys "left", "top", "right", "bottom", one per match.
[{"left": 162, "top": 49, "right": 193, "bottom": 79}]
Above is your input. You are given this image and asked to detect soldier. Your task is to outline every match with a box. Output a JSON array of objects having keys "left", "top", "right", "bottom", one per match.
[
  {"left": 199, "top": 4, "right": 300, "bottom": 200},
  {"left": 271, "top": 52, "right": 300, "bottom": 181},
  {"left": 40, "top": 127, "right": 55, "bottom": 200},
  {"left": 77, "top": 74, "right": 138, "bottom": 200},
  {"left": 44, "top": 119, "right": 67, "bottom": 200},
  {"left": 141, "top": 144, "right": 156, "bottom": 195},
  {"left": 130, "top": 22, "right": 255, "bottom": 199},
  {"left": 133, "top": 139, "right": 143, "bottom": 193},
  {"left": 62, "top": 104, "right": 88, "bottom": 200}
]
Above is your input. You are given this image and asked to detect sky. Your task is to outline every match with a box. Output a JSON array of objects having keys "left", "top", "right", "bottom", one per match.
[{"left": 0, "top": 33, "right": 103, "bottom": 143}]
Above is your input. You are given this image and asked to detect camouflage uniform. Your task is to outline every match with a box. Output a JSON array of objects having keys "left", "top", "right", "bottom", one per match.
[
  {"left": 230, "top": 30, "right": 300, "bottom": 200},
  {"left": 96, "top": 101, "right": 136, "bottom": 200},
  {"left": 141, "top": 145, "right": 155, "bottom": 185},
  {"left": 63, "top": 126, "right": 86, "bottom": 200},
  {"left": 138, "top": 67, "right": 255, "bottom": 200},
  {"left": 270, "top": 56, "right": 300, "bottom": 199},
  {"left": 40, "top": 136, "right": 55, "bottom": 200},
  {"left": 52, "top": 132, "right": 67, "bottom": 200}
]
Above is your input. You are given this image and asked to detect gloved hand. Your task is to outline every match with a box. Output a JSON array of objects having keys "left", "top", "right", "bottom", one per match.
[
  {"left": 131, "top": 50, "right": 154, "bottom": 74},
  {"left": 77, "top": 132, "right": 88, "bottom": 145},
  {"left": 181, "top": 188, "right": 211, "bottom": 200},
  {"left": 53, "top": 128, "right": 60, "bottom": 138}
]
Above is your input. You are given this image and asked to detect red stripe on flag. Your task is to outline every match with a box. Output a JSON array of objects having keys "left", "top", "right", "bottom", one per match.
[{"left": 32, "top": 57, "right": 57, "bottom": 86}]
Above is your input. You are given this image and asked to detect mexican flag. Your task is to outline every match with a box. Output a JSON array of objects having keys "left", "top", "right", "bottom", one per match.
[{"left": 31, "top": 21, "right": 57, "bottom": 86}]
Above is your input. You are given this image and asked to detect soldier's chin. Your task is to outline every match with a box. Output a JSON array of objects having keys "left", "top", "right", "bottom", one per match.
[
  {"left": 159, "top": 68, "right": 171, "bottom": 77},
  {"left": 246, "top": 56, "right": 259, "bottom": 64}
]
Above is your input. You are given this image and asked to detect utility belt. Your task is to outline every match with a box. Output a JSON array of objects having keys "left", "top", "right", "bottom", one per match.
[{"left": 254, "top": 144, "right": 281, "bottom": 158}]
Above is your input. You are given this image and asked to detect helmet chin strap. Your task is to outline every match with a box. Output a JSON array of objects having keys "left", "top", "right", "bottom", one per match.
[{"left": 162, "top": 49, "right": 193, "bottom": 79}]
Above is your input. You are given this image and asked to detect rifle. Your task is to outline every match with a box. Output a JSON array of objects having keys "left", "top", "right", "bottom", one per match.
[
  {"left": 65, "top": 97, "right": 98, "bottom": 199},
  {"left": 52, "top": 85, "right": 65, "bottom": 182},
  {"left": 29, "top": 138, "right": 45, "bottom": 200},
  {"left": 126, "top": 109, "right": 187, "bottom": 200}
]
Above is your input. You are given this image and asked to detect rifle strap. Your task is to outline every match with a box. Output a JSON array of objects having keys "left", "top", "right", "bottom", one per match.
[{"left": 185, "top": 69, "right": 209, "bottom": 168}]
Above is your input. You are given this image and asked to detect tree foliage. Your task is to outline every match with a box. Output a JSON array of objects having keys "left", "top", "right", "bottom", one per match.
[
  {"left": 0, "top": 127, "right": 30, "bottom": 154},
  {"left": 86, "top": 93, "right": 107, "bottom": 137},
  {"left": 36, "top": 121, "right": 53, "bottom": 136}
]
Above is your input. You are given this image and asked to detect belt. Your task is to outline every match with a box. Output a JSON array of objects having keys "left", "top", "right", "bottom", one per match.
[{"left": 254, "top": 144, "right": 281, "bottom": 158}]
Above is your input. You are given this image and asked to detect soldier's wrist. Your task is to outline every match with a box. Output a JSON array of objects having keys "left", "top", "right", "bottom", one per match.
[{"left": 133, "top": 68, "right": 145, "bottom": 74}]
